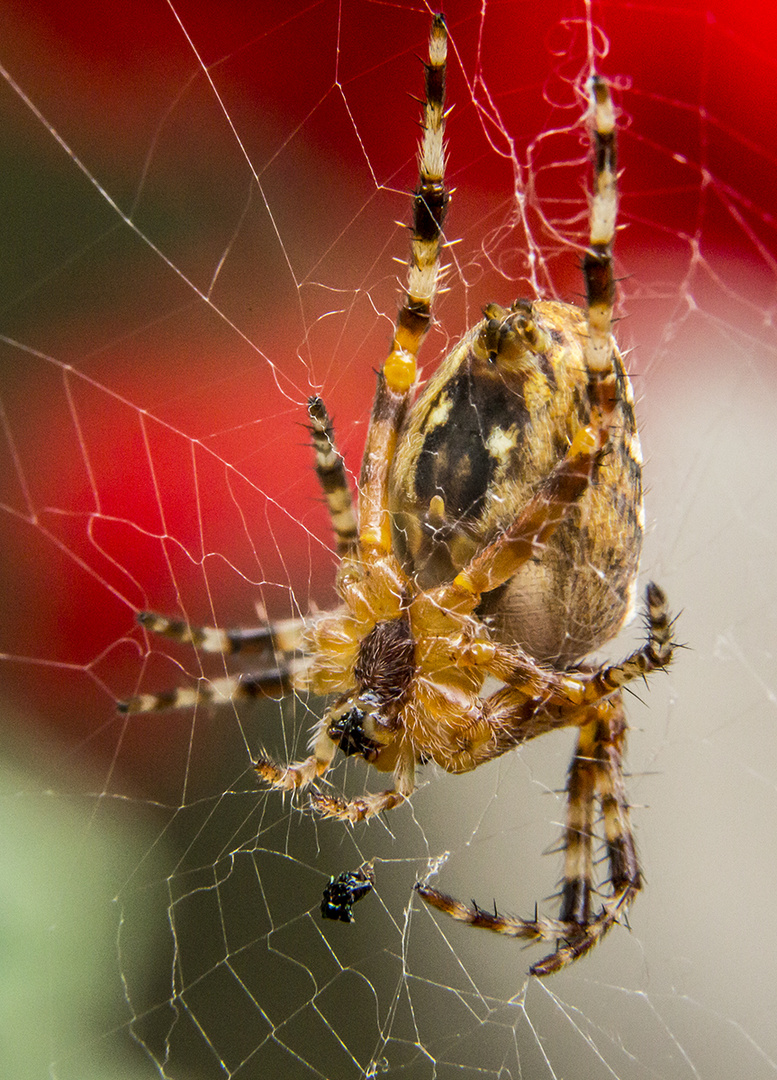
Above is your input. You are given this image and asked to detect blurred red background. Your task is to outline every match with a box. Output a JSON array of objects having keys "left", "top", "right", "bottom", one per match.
[{"left": 1, "top": 0, "right": 775, "bottom": 787}]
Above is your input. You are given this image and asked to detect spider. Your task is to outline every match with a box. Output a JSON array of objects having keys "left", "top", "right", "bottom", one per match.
[{"left": 120, "top": 14, "right": 675, "bottom": 976}]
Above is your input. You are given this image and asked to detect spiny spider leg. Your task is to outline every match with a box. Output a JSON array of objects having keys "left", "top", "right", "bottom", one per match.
[
  {"left": 118, "top": 396, "right": 358, "bottom": 716},
  {"left": 308, "top": 396, "right": 358, "bottom": 558},
  {"left": 584, "top": 74, "right": 619, "bottom": 421},
  {"left": 134, "top": 611, "right": 306, "bottom": 655},
  {"left": 358, "top": 13, "right": 448, "bottom": 561},
  {"left": 582, "top": 582, "right": 675, "bottom": 700},
  {"left": 484, "top": 583, "right": 674, "bottom": 718},
  {"left": 416, "top": 583, "right": 674, "bottom": 976},
  {"left": 251, "top": 16, "right": 450, "bottom": 815},
  {"left": 416, "top": 700, "right": 639, "bottom": 977},
  {"left": 118, "top": 613, "right": 308, "bottom": 714}
]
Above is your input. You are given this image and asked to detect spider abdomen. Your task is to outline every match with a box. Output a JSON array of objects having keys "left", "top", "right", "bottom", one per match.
[{"left": 389, "top": 299, "right": 644, "bottom": 667}]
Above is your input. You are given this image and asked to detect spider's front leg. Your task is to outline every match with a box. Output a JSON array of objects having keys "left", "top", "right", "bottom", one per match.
[
  {"left": 309, "top": 768, "right": 413, "bottom": 823},
  {"left": 358, "top": 13, "right": 448, "bottom": 562},
  {"left": 305, "top": 612, "right": 421, "bottom": 823},
  {"left": 271, "top": 15, "right": 451, "bottom": 825}
]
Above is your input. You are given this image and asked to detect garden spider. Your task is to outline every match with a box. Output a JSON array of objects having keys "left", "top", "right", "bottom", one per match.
[{"left": 120, "top": 14, "right": 675, "bottom": 976}]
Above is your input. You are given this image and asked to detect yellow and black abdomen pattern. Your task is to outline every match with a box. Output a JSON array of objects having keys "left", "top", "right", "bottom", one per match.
[{"left": 389, "top": 299, "right": 644, "bottom": 667}]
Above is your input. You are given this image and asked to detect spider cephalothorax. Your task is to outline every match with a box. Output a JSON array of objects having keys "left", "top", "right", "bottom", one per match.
[{"left": 121, "top": 14, "right": 675, "bottom": 976}]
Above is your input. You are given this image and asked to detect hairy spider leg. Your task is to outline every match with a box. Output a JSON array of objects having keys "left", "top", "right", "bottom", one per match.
[
  {"left": 255, "top": 14, "right": 450, "bottom": 804},
  {"left": 479, "top": 582, "right": 674, "bottom": 725},
  {"left": 308, "top": 396, "right": 358, "bottom": 558},
  {"left": 584, "top": 74, "right": 619, "bottom": 424},
  {"left": 117, "top": 614, "right": 310, "bottom": 714},
  {"left": 358, "top": 13, "right": 449, "bottom": 561},
  {"left": 415, "top": 697, "right": 639, "bottom": 976},
  {"left": 416, "top": 583, "right": 674, "bottom": 975},
  {"left": 410, "top": 584, "right": 674, "bottom": 767},
  {"left": 531, "top": 694, "right": 640, "bottom": 976}
]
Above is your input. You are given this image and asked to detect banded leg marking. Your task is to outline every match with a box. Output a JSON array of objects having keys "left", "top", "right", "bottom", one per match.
[
  {"left": 583, "top": 582, "right": 675, "bottom": 701},
  {"left": 584, "top": 74, "right": 619, "bottom": 426},
  {"left": 360, "top": 15, "right": 450, "bottom": 558},
  {"left": 308, "top": 396, "right": 358, "bottom": 557},
  {"left": 394, "top": 12, "right": 450, "bottom": 359},
  {"left": 118, "top": 611, "right": 308, "bottom": 714},
  {"left": 134, "top": 610, "right": 307, "bottom": 655},
  {"left": 118, "top": 669, "right": 296, "bottom": 714},
  {"left": 417, "top": 699, "right": 643, "bottom": 978}
]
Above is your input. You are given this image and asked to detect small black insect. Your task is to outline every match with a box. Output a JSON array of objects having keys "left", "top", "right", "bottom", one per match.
[{"left": 320, "top": 862, "right": 375, "bottom": 923}]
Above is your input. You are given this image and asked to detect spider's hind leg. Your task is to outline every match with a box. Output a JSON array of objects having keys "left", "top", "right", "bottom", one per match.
[
  {"left": 530, "top": 693, "right": 641, "bottom": 977},
  {"left": 416, "top": 696, "right": 642, "bottom": 977},
  {"left": 417, "top": 585, "right": 675, "bottom": 976}
]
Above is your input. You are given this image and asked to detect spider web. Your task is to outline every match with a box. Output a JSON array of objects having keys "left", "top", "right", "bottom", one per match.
[{"left": 2, "top": 0, "right": 776, "bottom": 1077}]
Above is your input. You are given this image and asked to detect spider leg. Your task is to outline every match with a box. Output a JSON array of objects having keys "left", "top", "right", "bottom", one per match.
[
  {"left": 308, "top": 396, "right": 358, "bottom": 558},
  {"left": 582, "top": 581, "right": 675, "bottom": 700},
  {"left": 416, "top": 584, "right": 674, "bottom": 974},
  {"left": 285, "top": 17, "right": 449, "bottom": 818},
  {"left": 396, "top": 12, "right": 448, "bottom": 360},
  {"left": 309, "top": 743, "right": 417, "bottom": 822},
  {"left": 253, "top": 719, "right": 337, "bottom": 793},
  {"left": 447, "top": 584, "right": 673, "bottom": 767},
  {"left": 359, "top": 14, "right": 448, "bottom": 560},
  {"left": 416, "top": 696, "right": 641, "bottom": 977},
  {"left": 255, "top": 732, "right": 413, "bottom": 815},
  {"left": 118, "top": 670, "right": 300, "bottom": 715},
  {"left": 528, "top": 694, "right": 640, "bottom": 976},
  {"left": 414, "top": 883, "right": 557, "bottom": 942},
  {"left": 132, "top": 613, "right": 304, "bottom": 652},
  {"left": 429, "top": 75, "right": 620, "bottom": 610},
  {"left": 310, "top": 789, "right": 408, "bottom": 823},
  {"left": 118, "top": 611, "right": 308, "bottom": 713},
  {"left": 584, "top": 74, "right": 619, "bottom": 422},
  {"left": 133, "top": 610, "right": 307, "bottom": 656},
  {"left": 484, "top": 582, "right": 675, "bottom": 715}
]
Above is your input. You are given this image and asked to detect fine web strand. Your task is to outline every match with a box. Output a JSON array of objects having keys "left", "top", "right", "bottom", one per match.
[{"left": 1, "top": 2, "right": 777, "bottom": 1079}]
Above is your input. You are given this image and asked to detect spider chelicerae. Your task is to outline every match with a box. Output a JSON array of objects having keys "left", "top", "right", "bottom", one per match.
[{"left": 120, "top": 14, "right": 675, "bottom": 976}]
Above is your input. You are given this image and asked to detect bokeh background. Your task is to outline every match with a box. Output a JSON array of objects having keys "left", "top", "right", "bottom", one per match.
[{"left": 2, "top": 1, "right": 776, "bottom": 1077}]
